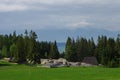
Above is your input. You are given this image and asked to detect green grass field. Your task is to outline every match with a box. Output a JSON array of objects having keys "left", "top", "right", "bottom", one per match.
[{"left": 0, "top": 61, "right": 120, "bottom": 80}]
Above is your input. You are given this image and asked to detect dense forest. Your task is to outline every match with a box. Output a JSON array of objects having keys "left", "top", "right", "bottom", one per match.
[
  {"left": 0, "top": 30, "right": 120, "bottom": 67},
  {"left": 0, "top": 30, "right": 59, "bottom": 64},
  {"left": 65, "top": 36, "right": 120, "bottom": 67}
]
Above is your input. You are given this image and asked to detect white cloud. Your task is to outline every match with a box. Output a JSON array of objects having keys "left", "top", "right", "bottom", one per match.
[
  {"left": 67, "top": 21, "right": 93, "bottom": 30},
  {"left": 0, "top": 0, "right": 120, "bottom": 31},
  {"left": 2, "top": 0, "right": 120, "bottom": 4},
  {"left": 3, "top": 0, "right": 120, "bottom": 5},
  {"left": 0, "top": 4, "right": 28, "bottom": 12},
  {"left": 0, "top": 0, "right": 120, "bottom": 12}
]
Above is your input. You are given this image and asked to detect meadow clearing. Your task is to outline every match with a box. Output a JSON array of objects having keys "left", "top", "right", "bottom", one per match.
[{"left": 0, "top": 61, "right": 120, "bottom": 80}]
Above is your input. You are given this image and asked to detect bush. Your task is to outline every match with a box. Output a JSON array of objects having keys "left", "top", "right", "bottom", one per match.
[{"left": 108, "top": 59, "right": 119, "bottom": 68}]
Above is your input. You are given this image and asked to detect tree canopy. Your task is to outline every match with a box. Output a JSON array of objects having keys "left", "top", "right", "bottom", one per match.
[{"left": 0, "top": 31, "right": 120, "bottom": 67}]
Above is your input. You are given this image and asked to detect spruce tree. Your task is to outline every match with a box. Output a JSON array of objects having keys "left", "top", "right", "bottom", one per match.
[
  {"left": 16, "top": 35, "right": 26, "bottom": 63},
  {"left": 88, "top": 37, "right": 96, "bottom": 56},
  {"left": 49, "top": 41, "right": 59, "bottom": 59},
  {"left": 65, "top": 37, "right": 77, "bottom": 62},
  {"left": 65, "top": 37, "right": 73, "bottom": 61}
]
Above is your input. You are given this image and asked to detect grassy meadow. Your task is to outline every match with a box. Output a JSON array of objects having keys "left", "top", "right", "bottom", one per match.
[{"left": 0, "top": 60, "right": 120, "bottom": 80}]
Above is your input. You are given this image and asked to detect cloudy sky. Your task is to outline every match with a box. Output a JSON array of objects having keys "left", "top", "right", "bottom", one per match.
[{"left": 0, "top": 0, "right": 120, "bottom": 42}]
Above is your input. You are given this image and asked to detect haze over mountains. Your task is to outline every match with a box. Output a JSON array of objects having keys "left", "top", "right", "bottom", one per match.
[
  {"left": 0, "top": 28, "right": 120, "bottom": 42},
  {"left": 0, "top": 28, "right": 119, "bottom": 42},
  {"left": 36, "top": 28, "right": 120, "bottom": 42}
]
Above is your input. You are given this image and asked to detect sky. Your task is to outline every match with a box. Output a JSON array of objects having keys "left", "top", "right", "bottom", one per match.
[{"left": 0, "top": 0, "right": 120, "bottom": 42}]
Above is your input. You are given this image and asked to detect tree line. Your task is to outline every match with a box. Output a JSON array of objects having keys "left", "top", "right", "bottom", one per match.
[
  {"left": 0, "top": 30, "right": 120, "bottom": 67},
  {"left": 65, "top": 36, "right": 120, "bottom": 67},
  {"left": 0, "top": 30, "right": 59, "bottom": 64}
]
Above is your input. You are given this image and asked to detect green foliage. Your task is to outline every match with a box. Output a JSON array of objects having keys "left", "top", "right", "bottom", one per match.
[
  {"left": 0, "top": 30, "right": 60, "bottom": 64},
  {"left": 88, "top": 37, "right": 96, "bottom": 56},
  {"left": 15, "top": 35, "right": 26, "bottom": 63},
  {"left": 10, "top": 43, "right": 17, "bottom": 61},
  {"left": 0, "top": 50, "right": 3, "bottom": 59},
  {"left": 65, "top": 37, "right": 95, "bottom": 62},
  {"left": 65, "top": 37, "right": 76, "bottom": 61},
  {"left": 49, "top": 41, "right": 59, "bottom": 59},
  {"left": 95, "top": 36, "right": 120, "bottom": 67},
  {"left": 0, "top": 30, "right": 120, "bottom": 68},
  {"left": 1, "top": 46, "right": 7, "bottom": 57},
  {"left": 65, "top": 36, "right": 120, "bottom": 67}
]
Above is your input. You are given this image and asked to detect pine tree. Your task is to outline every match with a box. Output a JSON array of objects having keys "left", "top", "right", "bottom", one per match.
[
  {"left": 16, "top": 35, "right": 26, "bottom": 63},
  {"left": 76, "top": 37, "right": 89, "bottom": 61},
  {"left": 115, "top": 35, "right": 120, "bottom": 67},
  {"left": 95, "top": 36, "right": 107, "bottom": 64},
  {"left": 107, "top": 38, "right": 118, "bottom": 67},
  {"left": 27, "top": 30, "right": 38, "bottom": 64},
  {"left": 88, "top": 37, "right": 96, "bottom": 56},
  {"left": 49, "top": 41, "right": 59, "bottom": 59},
  {"left": 65, "top": 37, "right": 77, "bottom": 62},
  {"left": 65, "top": 37, "right": 73, "bottom": 61},
  {"left": 24, "top": 30, "right": 29, "bottom": 62}
]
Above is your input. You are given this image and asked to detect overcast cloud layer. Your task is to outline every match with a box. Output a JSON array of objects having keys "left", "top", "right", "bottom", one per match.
[
  {"left": 0, "top": 0, "right": 120, "bottom": 32},
  {"left": 1, "top": 0, "right": 120, "bottom": 10}
]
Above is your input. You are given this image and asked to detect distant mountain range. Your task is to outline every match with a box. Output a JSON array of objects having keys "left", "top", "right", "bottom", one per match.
[
  {"left": 57, "top": 42, "right": 66, "bottom": 53},
  {"left": 0, "top": 28, "right": 120, "bottom": 42},
  {"left": 54, "top": 28, "right": 120, "bottom": 53},
  {"left": 35, "top": 28, "right": 120, "bottom": 42},
  {"left": 0, "top": 28, "right": 120, "bottom": 53}
]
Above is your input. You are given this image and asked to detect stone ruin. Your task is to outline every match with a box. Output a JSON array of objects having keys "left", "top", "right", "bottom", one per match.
[{"left": 40, "top": 57, "right": 98, "bottom": 68}]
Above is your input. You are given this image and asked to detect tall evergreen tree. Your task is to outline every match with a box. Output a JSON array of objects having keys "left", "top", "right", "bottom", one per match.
[
  {"left": 16, "top": 35, "right": 26, "bottom": 63},
  {"left": 49, "top": 41, "right": 59, "bottom": 59},
  {"left": 107, "top": 38, "right": 118, "bottom": 67},
  {"left": 70, "top": 39, "right": 78, "bottom": 62},
  {"left": 76, "top": 37, "right": 89, "bottom": 61},
  {"left": 65, "top": 37, "right": 77, "bottom": 62},
  {"left": 27, "top": 30, "right": 38, "bottom": 64},
  {"left": 65, "top": 37, "right": 73, "bottom": 61},
  {"left": 116, "top": 35, "right": 120, "bottom": 66},
  {"left": 24, "top": 30, "right": 29, "bottom": 61},
  {"left": 88, "top": 37, "right": 96, "bottom": 56},
  {"left": 95, "top": 36, "right": 107, "bottom": 64}
]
